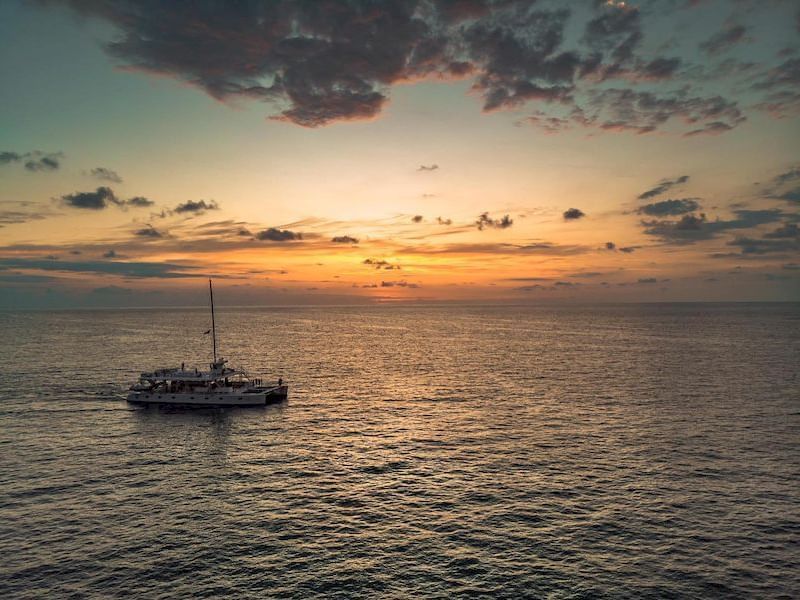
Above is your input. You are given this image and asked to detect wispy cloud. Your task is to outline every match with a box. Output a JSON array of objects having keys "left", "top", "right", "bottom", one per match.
[
  {"left": 89, "top": 167, "right": 123, "bottom": 183},
  {"left": 637, "top": 175, "right": 689, "bottom": 200},
  {"left": 0, "top": 257, "right": 198, "bottom": 278}
]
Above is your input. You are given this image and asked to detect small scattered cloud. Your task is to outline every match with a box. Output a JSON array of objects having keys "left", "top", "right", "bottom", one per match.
[
  {"left": 255, "top": 228, "right": 302, "bottom": 242},
  {"left": 364, "top": 258, "right": 400, "bottom": 270},
  {"left": 174, "top": 199, "right": 219, "bottom": 213},
  {"left": 417, "top": 164, "right": 439, "bottom": 172},
  {"left": 60, "top": 186, "right": 117, "bottom": 210},
  {"left": 637, "top": 175, "right": 689, "bottom": 200},
  {"left": 380, "top": 280, "right": 419, "bottom": 288},
  {"left": 412, "top": 215, "right": 424, "bottom": 223},
  {"left": 126, "top": 196, "right": 154, "bottom": 207},
  {"left": 604, "top": 241, "right": 638, "bottom": 254},
  {"left": 331, "top": 235, "right": 359, "bottom": 244},
  {"left": 475, "top": 212, "right": 513, "bottom": 230},
  {"left": 89, "top": 167, "right": 123, "bottom": 183},
  {"left": 134, "top": 225, "right": 163, "bottom": 238},
  {"left": 563, "top": 208, "right": 585, "bottom": 220},
  {"left": 0, "top": 150, "right": 62, "bottom": 172},
  {"left": 437, "top": 217, "right": 452, "bottom": 225},
  {"left": 102, "top": 249, "right": 117, "bottom": 258}
]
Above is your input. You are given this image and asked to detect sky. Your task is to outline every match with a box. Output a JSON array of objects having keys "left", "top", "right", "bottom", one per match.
[{"left": 0, "top": 0, "right": 798, "bottom": 308}]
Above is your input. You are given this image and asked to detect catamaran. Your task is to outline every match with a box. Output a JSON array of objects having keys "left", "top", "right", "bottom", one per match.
[{"left": 127, "top": 280, "right": 288, "bottom": 407}]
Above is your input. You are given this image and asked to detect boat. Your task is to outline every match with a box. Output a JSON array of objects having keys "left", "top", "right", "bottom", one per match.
[{"left": 127, "top": 279, "right": 288, "bottom": 407}]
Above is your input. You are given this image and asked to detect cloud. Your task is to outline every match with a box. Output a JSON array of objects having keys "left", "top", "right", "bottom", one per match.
[
  {"left": 418, "top": 164, "right": 439, "bottom": 171},
  {"left": 364, "top": 258, "right": 400, "bottom": 270},
  {"left": 700, "top": 24, "right": 747, "bottom": 55},
  {"left": 134, "top": 225, "right": 163, "bottom": 238},
  {"left": 380, "top": 280, "right": 418, "bottom": 288},
  {"left": 59, "top": 186, "right": 154, "bottom": 209},
  {"left": 102, "top": 249, "right": 117, "bottom": 258},
  {"left": 89, "top": 167, "right": 123, "bottom": 183},
  {"left": 772, "top": 166, "right": 800, "bottom": 187},
  {"left": 637, "top": 175, "right": 689, "bottom": 200},
  {"left": 412, "top": 215, "right": 424, "bottom": 223},
  {"left": 0, "top": 272, "right": 59, "bottom": 284},
  {"left": 642, "top": 209, "right": 786, "bottom": 244},
  {"left": 396, "top": 241, "right": 588, "bottom": 257},
  {"left": 60, "top": 186, "right": 118, "bottom": 209},
  {"left": 751, "top": 58, "right": 800, "bottom": 118},
  {"left": 174, "top": 199, "right": 219, "bottom": 214},
  {"left": 522, "top": 86, "right": 745, "bottom": 136},
  {"left": 603, "top": 241, "right": 637, "bottom": 253},
  {"left": 638, "top": 198, "right": 700, "bottom": 216},
  {"left": 570, "top": 271, "right": 605, "bottom": 279},
  {"left": 0, "top": 201, "right": 51, "bottom": 227},
  {"left": 475, "top": 212, "right": 513, "bottom": 230},
  {"left": 255, "top": 228, "right": 302, "bottom": 242},
  {"left": 40, "top": 1, "right": 760, "bottom": 136},
  {"left": 726, "top": 236, "right": 799, "bottom": 255},
  {"left": 1, "top": 150, "right": 62, "bottom": 172},
  {"left": 126, "top": 196, "right": 154, "bottom": 207},
  {"left": 436, "top": 217, "right": 452, "bottom": 225},
  {"left": 764, "top": 223, "right": 799, "bottom": 239},
  {"left": 505, "top": 277, "right": 553, "bottom": 282},
  {"left": 637, "top": 277, "right": 657, "bottom": 284},
  {"left": 563, "top": 208, "right": 585, "bottom": 220},
  {"left": 0, "top": 152, "right": 21, "bottom": 165},
  {"left": 0, "top": 257, "right": 197, "bottom": 278},
  {"left": 331, "top": 235, "right": 359, "bottom": 244},
  {"left": 762, "top": 166, "right": 800, "bottom": 204}
]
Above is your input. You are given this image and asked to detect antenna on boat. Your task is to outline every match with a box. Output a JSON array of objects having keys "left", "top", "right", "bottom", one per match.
[{"left": 209, "top": 278, "right": 217, "bottom": 363}]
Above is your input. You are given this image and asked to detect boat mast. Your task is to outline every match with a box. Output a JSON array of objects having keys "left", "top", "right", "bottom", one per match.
[{"left": 209, "top": 278, "right": 217, "bottom": 363}]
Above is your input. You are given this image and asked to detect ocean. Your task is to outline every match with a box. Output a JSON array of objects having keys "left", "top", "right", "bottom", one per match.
[{"left": 1, "top": 303, "right": 798, "bottom": 598}]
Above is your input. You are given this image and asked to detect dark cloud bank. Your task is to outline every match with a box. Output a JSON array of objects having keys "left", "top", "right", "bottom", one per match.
[{"left": 37, "top": 1, "right": 791, "bottom": 135}]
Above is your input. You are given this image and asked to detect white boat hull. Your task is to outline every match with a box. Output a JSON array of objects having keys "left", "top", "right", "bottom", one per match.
[{"left": 127, "top": 386, "right": 288, "bottom": 407}]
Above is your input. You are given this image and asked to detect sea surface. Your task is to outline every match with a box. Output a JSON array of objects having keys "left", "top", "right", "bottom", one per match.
[{"left": 0, "top": 303, "right": 798, "bottom": 599}]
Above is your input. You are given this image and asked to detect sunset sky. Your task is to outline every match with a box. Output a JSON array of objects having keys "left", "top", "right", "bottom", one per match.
[{"left": 1, "top": 0, "right": 798, "bottom": 308}]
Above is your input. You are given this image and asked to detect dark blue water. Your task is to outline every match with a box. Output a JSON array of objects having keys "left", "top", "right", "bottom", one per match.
[{"left": 1, "top": 304, "right": 798, "bottom": 598}]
